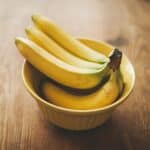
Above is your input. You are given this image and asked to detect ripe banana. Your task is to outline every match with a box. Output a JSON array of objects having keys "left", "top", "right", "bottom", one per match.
[
  {"left": 15, "top": 37, "right": 110, "bottom": 89},
  {"left": 41, "top": 70, "right": 123, "bottom": 110},
  {"left": 32, "top": 14, "right": 109, "bottom": 63},
  {"left": 25, "top": 26, "right": 103, "bottom": 69}
]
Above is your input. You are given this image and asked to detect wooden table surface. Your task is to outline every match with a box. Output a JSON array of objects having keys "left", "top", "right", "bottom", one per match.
[{"left": 0, "top": 0, "right": 150, "bottom": 149}]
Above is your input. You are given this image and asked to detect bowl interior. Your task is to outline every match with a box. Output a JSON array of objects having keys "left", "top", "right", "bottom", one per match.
[{"left": 22, "top": 38, "right": 135, "bottom": 113}]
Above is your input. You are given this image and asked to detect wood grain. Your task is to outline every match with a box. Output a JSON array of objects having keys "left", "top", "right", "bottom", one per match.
[{"left": 0, "top": 0, "right": 150, "bottom": 149}]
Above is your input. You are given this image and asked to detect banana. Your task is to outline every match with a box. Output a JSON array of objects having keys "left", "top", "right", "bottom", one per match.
[
  {"left": 41, "top": 70, "right": 123, "bottom": 110},
  {"left": 32, "top": 14, "right": 109, "bottom": 63},
  {"left": 117, "top": 70, "right": 124, "bottom": 96},
  {"left": 25, "top": 26, "right": 103, "bottom": 69},
  {"left": 15, "top": 37, "right": 110, "bottom": 89}
]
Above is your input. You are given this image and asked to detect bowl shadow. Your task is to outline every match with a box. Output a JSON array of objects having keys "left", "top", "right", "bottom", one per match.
[{"left": 44, "top": 117, "right": 125, "bottom": 150}]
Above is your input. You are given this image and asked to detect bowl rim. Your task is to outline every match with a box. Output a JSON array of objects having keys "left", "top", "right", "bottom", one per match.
[{"left": 22, "top": 38, "right": 135, "bottom": 114}]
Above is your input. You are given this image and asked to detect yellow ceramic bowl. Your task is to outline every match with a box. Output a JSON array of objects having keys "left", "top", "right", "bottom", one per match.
[{"left": 22, "top": 38, "right": 135, "bottom": 131}]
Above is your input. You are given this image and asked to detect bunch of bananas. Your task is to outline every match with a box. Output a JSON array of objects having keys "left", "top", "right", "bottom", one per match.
[{"left": 15, "top": 14, "right": 124, "bottom": 110}]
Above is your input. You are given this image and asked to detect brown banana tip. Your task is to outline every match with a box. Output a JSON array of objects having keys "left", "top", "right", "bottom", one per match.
[
  {"left": 15, "top": 38, "right": 19, "bottom": 45},
  {"left": 32, "top": 15, "right": 37, "bottom": 22},
  {"left": 108, "top": 48, "right": 122, "bottom": 71},
  {"left": 32, "top": 14, "right": 40, "bottom": 22},
  {"left": 25, "top": 28, "right": 29, "bottom": 33}
]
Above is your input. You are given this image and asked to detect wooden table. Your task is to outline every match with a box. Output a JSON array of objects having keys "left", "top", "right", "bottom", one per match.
[{"left": 0, "top": 0, "right": 150, "bottom": 149}]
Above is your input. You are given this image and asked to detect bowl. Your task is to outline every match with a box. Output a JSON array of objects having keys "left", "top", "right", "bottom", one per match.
[{"left": 22, "top": 38, "right": 135, "bottom": 131}]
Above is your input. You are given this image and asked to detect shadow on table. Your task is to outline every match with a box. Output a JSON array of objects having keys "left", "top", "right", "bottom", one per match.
[{"left": 47, "top": 117, "right": 125, "bottom": 150}]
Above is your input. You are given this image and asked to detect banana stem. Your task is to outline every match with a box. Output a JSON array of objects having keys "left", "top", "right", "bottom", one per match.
[{"left": 108, "top": 48, "right": 122, "bottom": 71}]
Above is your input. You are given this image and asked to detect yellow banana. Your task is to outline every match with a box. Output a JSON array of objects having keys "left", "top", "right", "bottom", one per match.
[
  {"left": 117, "top": 70, "right": 124, "bottom": 96},
  {"left": 25, "top": 26, "right": 103, "bottom": 69},
  {"left": 15, "top": 37, "right": 110, "bottom": 89},
  {"left": 32, "top": 14, "right": 109, "bottom": 63},
  {"left": 41, "top": 70, "right": 123, "bottom": 110}
]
